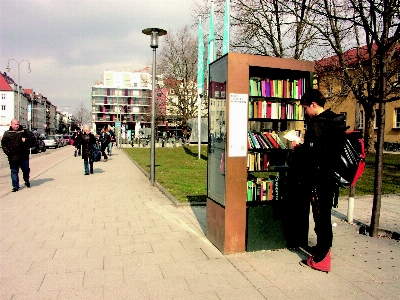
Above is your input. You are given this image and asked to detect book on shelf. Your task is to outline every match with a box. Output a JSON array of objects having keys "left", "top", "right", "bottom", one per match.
[
  {"left": 248, "top": 99, "right": 304, "bottom": 120},
  {"left": 270, "top": 132, "right": 287, "bottom": 149},
  {"left": 263, "top": 132, "right": 280, "bottom": 149},
  {"left": 247, "top": 152, "right": 270, "bottom": 171},
  {"left": 246, "top": 174, "right": 280, "bottom": 202},
  {"left": 249, "top": 77, "right": 309, "bottom": 99}
]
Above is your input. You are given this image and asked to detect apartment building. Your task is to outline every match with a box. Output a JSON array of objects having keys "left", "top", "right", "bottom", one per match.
[
  {"left": 0, "top": 72, "right": 57, "bottom": 136},
  {"left": 91, "top": 71, "right": 155, "bottom": 134}
]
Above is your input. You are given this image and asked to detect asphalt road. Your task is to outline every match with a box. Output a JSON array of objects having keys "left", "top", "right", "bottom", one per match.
[{"left": 0, "top": 145, "right": 67, "bottom": 170}]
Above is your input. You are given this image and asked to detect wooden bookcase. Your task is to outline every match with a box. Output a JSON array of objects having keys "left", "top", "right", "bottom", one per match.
[{"left": 206, "top": 53, "right": 314, "bottom": 254}]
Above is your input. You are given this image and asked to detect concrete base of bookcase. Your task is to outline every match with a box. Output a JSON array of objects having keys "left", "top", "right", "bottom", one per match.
[
  {"left": 206, "top": 198, "right": 247, "bottom": 254},
  {"left": 246, "top": 203, "right": 287, "bottom": 251},
  {"left": 246, "top": 198, "right": 310, "bottom": 251}
]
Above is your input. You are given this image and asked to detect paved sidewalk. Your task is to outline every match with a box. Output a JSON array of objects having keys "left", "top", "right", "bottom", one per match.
[{"left": 0, "top": 146, "right": 399, "bottom": 299}]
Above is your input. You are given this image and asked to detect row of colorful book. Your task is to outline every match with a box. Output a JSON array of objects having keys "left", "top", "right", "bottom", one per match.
[
  {"left": 249, "top": 77, "right": 309, "bottom": 99},
  {"left": 247, "top": 176, "right": 279, "bottom": 202},
  {"left": 248, "top": 131, "right": 287, "bottom": 150},
  {"left": 249, "top": 100, "right": 304, "bottom": 120},
  {"left": 248, "top": 152, "right": 269, "bottom": 171}
]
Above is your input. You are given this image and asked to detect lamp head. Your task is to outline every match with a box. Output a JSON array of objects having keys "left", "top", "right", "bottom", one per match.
[{"left": 142, "top": 28, "right": 167, "bottom": 49}]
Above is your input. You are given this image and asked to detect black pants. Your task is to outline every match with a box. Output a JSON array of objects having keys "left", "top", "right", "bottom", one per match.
[
  {"left": 311, "top": 185, "right": 334, "bottom": 262},
  {"left": 100, "top": 144, "right": 108, "bottom": 159}
]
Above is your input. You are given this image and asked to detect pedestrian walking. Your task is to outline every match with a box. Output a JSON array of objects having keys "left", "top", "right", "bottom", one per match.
[
  {"left": 72, "top": 128, "right": 82, "bottom": 157},
  {"left": 106, "top": 128, "right": 115, "bottom": 156},
  {"left": 1, "top": 119, "right": 35, "bottom": 192},
  {"left": 98, "top": 127, "right": 109, "bottom": 161},
  {"left": 292, "top": 89, "right": 347, "bottom": 273},
  {"left": 77, "top": 125, "right": 96, "bottom": 175}
]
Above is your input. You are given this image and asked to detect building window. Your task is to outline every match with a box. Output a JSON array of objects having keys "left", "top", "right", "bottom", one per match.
[
  {"left": 359, "top": 110, "right": 364, "bottom": 129},
  {"left": 1, "top": 94, "right": 5, "bottom": 99},
  {"left": 395, "top": 108, "right": 400, "bottom": 128},
  {"left": 170, "top": 89, "right": 175, "bottom": 95},
  {"left": 397, "top": 73, "right": 400, "bottom": 87},
  {"left": 1, "top": 105, "right": 5, "bottom": 110}
]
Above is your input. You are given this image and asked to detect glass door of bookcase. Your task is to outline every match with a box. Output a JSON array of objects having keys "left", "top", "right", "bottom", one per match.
[{"left": 207, "top": 56, "right": 227, "bottom": 206}]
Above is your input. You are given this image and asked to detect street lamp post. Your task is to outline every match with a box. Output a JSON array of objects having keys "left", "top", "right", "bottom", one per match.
[
  {"left": 142, "top": 28, "right": 167, "bottom": 185},
  {"left": 6, "top": 59, "right": 31, "bottom": 122}
]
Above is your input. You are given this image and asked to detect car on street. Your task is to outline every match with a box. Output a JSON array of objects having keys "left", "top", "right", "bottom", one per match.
[
  {"left": 63, "top": 135, "right": 73, "bottom": 145},
  {"left": 43, "top": 135, "right": 61, "bottom": 148}
]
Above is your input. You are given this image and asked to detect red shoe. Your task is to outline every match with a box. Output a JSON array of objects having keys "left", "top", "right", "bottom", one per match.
[{"left": 307, "top": 251, "right": 331, "bottom": 273}]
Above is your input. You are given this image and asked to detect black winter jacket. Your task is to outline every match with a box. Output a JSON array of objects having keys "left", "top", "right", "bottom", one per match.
[
  {"left": 302, "top": 109, "right": 347, "bottom": 187},
  {"left": 1, "top": 126, "right": 34, "bottom": 161},
  {"left": 78, "top": 132, "right": 96, "bottom": 160}
]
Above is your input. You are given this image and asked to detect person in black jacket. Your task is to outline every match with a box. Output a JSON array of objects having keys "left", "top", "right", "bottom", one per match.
[
  {"left": 78, "top": 125, "right": 96, "bottom": 175},
  {"left": 293, "top": 89, "right": 347, "bottom": 273},
  {"left": 73, "top": 128, "right": 82, "bottom": 157},
  {"left": 98, "top": 127, "right": 109, "bottom": 162},
  {"left": 1, "top": 119, "right": 35, "bottom": 192}
]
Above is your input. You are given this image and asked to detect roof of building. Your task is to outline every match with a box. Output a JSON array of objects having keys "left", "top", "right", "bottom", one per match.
[
  {"left": 0, "top": 72, "right": 14, "bottom": 91},
  {"left": 315, "top": 42, "right": 399, "bottom": 72}
]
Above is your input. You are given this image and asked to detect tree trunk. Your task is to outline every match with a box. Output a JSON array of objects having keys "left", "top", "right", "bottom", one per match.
[
  {"left": 363, "top": 106, "right": 376, "bottom": 154},
  {"left": 370, "top": 101, "right": 385, "bottom": 237}
]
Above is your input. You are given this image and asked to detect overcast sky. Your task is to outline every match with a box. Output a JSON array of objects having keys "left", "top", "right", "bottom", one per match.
[{"left": 1, "top": 0, "right": 198, "bottom": 113}]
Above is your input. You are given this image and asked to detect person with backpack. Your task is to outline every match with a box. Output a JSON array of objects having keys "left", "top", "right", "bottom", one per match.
[
  {"left": 98, "top": 127, "right": 109, "bottom": 162},
  {"left": 292, "top": 89, "right": 347, "bottom": 273}
]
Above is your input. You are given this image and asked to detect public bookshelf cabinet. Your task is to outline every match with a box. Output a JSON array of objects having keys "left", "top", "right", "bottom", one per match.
[{"left": 206, "top": 53, "right": 314, "bottom": 254}]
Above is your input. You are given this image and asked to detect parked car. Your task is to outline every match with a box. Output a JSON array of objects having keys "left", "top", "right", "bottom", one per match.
[
  {"left": 63, "top": 135, "right": 73, "bottom": 145},
  {"left": 43, "top": 135, "right": 61, "bottom": 148}
]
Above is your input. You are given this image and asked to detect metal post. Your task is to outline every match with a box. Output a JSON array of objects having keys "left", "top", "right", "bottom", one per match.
[
  {"left": 6, "top": 59, "right": 31, "bottom": 123},
  {"left": 142, "top": 27, "right": 167, "bottom": 186},
  {"left": 117, "top": 87, "right": 120, "bottom": 149},
  {"left": 150, "top": 47, "right": 156, "bottom": 185}
]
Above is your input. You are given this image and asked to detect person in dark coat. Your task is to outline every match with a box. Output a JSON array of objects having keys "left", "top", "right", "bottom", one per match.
[
  {"left": 98, "top": 127, "right": 109, "bottom": 161},
  {"left": 293, "top": 89, "right": 347, "bottom": 273},
  {"left": 73, "top": 128, "right": 82, "bottom": 157},
  {"left": 78, "top": 125, "right": 96, "bottom": 175},
  {"left": 1, "top": 119, "right": 35, "bottom": 191}
]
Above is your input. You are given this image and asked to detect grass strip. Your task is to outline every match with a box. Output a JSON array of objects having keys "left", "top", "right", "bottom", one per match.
[{"left": 124, "top": 146, "right": 400, "bottom": 203}]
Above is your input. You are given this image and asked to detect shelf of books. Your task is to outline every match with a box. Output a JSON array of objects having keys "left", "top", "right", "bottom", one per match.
[{"left": 206, "top": 53, "right": 314, "bottom": 254}]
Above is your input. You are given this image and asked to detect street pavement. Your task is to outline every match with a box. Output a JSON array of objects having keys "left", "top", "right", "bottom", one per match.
[{"left": 0, "top": 145, "right": 399, "bottom": 299}]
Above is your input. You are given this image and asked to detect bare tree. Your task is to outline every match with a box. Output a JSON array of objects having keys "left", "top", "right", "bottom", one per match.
[
  {"left": 301, "top": 0, "right": 400, "bottom": 154},
  {"left": 74, "top": 103, "right": 92, "bottom": 128},
  {"left": 157, "top": 25, "right": 204, "bottom": 128},
  {"left": 193, "top": 0, "right": 318, "bottom": 59}
]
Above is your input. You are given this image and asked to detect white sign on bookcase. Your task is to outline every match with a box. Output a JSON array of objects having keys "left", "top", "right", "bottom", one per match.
[{"left": 228, "top": 93, "right": 248, "bottom": 157}]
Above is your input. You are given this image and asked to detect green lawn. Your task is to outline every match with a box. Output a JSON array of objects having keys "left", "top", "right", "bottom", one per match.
[
  {"left": 339, "top": 153, "right": 400, "bottom": 196},
  {"left": 124, "top": 145, "right": 208, "bottom": 203},
  {"left": 124, "top": 146, "right": 400, "bottom": 203}
]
